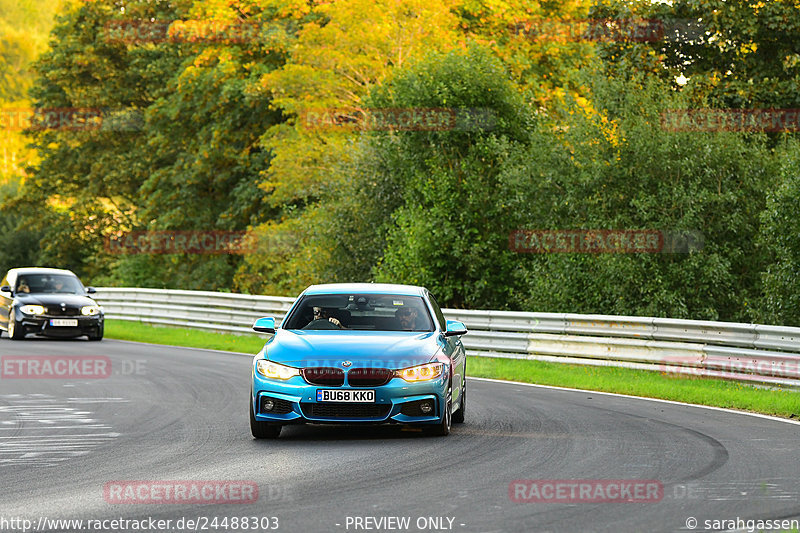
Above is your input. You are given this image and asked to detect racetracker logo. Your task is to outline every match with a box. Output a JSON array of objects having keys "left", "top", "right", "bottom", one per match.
[
  {"left": 0, "top": 107, "right": 143, "bottom": 132},
  {"left": 658, "top": 355, "right": 800, "bottom": 380},
  {"left": 508, "top": 229, "right": 704, "bottom": 254},
  {"left": 104, "top": 231, "right": 257, "bottom": 255},
  {"left": 298, "top": 107, "right": 496, "bottom": 132},
  {"left": 661, "top": 109, "right": 800, "bottom": 132},
  {"left": 510, "top": 17, "right": 704, "bottom": 43},
  {"left": 509, "top": 479, "right": 663, "bottom": 503},
  {"left": 103, "top": 481, "right": 259, "bottom": 504},
  {"left": 1, "top": 356, "right": 111, "bottom": 379},
  {"left": 103, "top": 20, "right": 262, "bottom": 45}
]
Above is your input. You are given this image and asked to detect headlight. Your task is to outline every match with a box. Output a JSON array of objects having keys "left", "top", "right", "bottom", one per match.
[
  {"left": 20, "top": 305, "right": 45, "bottom": 315},
  {"left": 256, "top": 360, "right": 300, "bottom": 380},
  {"left": 395, "top": 362, "right": 444, "bottom": 382},
  {"left": 81, "top": 305, "right": 101, "bottom": 316}
]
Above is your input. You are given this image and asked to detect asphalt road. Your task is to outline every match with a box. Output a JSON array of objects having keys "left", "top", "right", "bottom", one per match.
[{"left": 1, "top": 338, "right": 799, "bottom": 533}]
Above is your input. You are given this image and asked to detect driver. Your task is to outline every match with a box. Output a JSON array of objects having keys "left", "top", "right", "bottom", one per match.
[
  {"left": 17, "top": 279, "right": 30, "bottom": 293},
  {"left": 303, "top": 306, "right": 343, "bottom": 329}
]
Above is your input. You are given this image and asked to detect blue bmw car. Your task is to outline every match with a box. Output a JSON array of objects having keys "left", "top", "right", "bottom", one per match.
[{"left": 249, "top": 283, "right": 468, "bottom": 439}]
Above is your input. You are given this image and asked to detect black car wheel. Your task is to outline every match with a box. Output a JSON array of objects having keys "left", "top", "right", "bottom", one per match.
[
  {"left": 250, "top": 396, "right": 282, "bottom": 439},
  {"left": 88, "top": 323, "right": 104, "bottom": 341},
  {"left": 427, "top": 388, "right": 452, "bottom": 436},
  {"left": 453, "top": 376, "right": 466, "bottom": 424},
  {"left": 7, "top": 310, "right": 24, "bottom": 340}
]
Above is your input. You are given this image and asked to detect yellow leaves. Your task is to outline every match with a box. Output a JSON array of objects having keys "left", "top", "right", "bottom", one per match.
[
  {"left": 47, "top": 194, "right": 76, "bottom": 211},
  {"left": 258, "top": 0, "right": 461, "bottom": 207},
  {"left": 270, "top": 0, "right": 460, "bottom": 99},
  {"left": 257, "top": 0, "right": 317, "bottom": 20},
  {"left": 234, "top": 209, "right": 329, "bottom": 295}
]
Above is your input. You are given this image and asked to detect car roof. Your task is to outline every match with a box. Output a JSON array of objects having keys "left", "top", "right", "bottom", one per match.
[
  {"left": 9, "top": 267, "right": 78, "bottom": 277},
  {"left": 303, "top": 283, "right": 427, "bottom": 297}
]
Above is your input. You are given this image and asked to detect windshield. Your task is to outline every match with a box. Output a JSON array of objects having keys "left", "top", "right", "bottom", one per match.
[
  {"left": 15, "top": 274, "right": 85, "bottom": 295},
  {"left": 282, "top": 294, "right": 434, "bottom": 332}
]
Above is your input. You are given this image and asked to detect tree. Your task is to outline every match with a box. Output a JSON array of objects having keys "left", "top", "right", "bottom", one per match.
[
  {"left": 236, "top": 0, "right": 462, "bottom": 294},
  {"left": 21, "top": 0, "right": 283, "bottom": 289},
  {"left": 756, "top": 142, "right": 800, "bottom": 326},
  {"left": 595, "top": 0, "right": 800, "bottom": 109},
  {"left": 325, "top": 45, "right": 533, "bottom": 308},
  {"left": 505, "top": 73, "right": 775, "bottom": 320}
]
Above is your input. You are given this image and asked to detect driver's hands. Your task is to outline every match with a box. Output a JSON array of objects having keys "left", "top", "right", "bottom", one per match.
[{"left": 328, "top": 317, "right": 342, "bottom": 327}]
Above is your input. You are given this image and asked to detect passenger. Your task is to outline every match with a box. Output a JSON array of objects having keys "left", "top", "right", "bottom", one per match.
[{"left": 396, "top": 307, "right": 420, "bottom": 330}]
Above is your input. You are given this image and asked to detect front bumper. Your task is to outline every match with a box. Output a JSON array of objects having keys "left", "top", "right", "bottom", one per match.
[
  {"left": 16, "top": 314, "right": 103, "bottom": 338},
  {"left": 252, "top": 367, "right": 447, "bottom": 425}
]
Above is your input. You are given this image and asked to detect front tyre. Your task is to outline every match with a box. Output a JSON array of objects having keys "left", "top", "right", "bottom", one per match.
[
  {"left": 452, "top": 376, "right": 466, "bottom": 424},
  {"left": 7, "top": 310, "right": 24, "bottom": 340},
  {"left": 250, "top": 398, "right": 281, "bottom": 439},
  {"left": 426, "top": 389, "right": 452, "bottom": 436}
]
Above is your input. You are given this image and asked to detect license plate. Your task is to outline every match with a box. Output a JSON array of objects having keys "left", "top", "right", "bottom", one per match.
[
  {"left": 316, "top": 389, "right": 375, "bottom": 403},
  {"left": 49, "top": 319, "right": 78, "bottom": 327}
]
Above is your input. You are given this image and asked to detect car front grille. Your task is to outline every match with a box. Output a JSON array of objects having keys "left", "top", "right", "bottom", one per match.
[
  {"left": 347, "top": 368, "right": 393, "bottom": 387},
  {"left": 301, "top": 367, "right": 345, "bottom": 386},
  {"left": 300, "top": 403, "right": 391, "bottom": 419},
  {"left": 45, "top": 306, "right": 80, "bottom": 317},
  {"left": 260, "top": 396, "right": 294, "bottom": 415}
]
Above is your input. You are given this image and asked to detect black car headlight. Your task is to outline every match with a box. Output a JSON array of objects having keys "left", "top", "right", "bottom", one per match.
[{"left": 81, "top": 305, "right": 101, "bottom": 316}]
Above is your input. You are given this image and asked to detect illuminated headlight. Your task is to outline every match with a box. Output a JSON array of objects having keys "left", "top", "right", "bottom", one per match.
[
  {"left": 395, "top": 362, "right": 444, "bottom": 382},
  {"left": 20, "top": 305, "right": 45, "bottom": 315},
  {"left": 256, "top": 360, "right": 300, "bottom": 380},
  {"left": 81, "top": 305, "right": 101, "bottom": 316}
]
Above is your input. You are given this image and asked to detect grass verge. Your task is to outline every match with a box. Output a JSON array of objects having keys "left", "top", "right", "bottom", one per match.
[
  {"left": 106, "top": 319, "right": 799, "bottom": 420},
  {"left": 106, "top": 320, "right": 266, "bottom": 354},
  {"left": 468, "top": 356, "right": 799, "bottom": 420}
]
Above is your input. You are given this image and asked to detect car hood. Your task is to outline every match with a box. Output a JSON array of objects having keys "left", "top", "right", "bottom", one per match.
[
  {"left": 16, "top": 293, "right": 98, "bottom": 308},
  {"left": 263, "top": 329, "right": 443, "bottom": 369}
]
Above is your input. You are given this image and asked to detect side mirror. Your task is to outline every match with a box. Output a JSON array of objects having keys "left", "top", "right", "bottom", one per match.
[
  {"left": 252, "top": 317, "right": 276, "bottom": 334},
  {"left": 86, "top": 287, "right": 97, "bottom": 294},
  {"left": 444, "top": 320, "right": 467, "bottom": 337},
  {"left": 0, "top": 285, "right": 12, "bottom": 294}
]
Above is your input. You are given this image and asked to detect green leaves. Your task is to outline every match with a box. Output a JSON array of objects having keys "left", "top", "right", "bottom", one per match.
[{"left": 756, "top": 142, "right": 800, "bottom": 325}]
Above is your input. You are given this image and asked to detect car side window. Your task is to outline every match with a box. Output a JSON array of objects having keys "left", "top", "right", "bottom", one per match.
[{"left": 427, "top": 292, "right": 447, "bottom": 331}]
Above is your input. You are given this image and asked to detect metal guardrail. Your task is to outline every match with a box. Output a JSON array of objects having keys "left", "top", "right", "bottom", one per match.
[{"left": 94, "top": 288, "right": 800, "bottom": 388}]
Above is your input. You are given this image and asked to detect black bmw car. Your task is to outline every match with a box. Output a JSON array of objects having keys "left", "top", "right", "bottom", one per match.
[{"left": 0, "top": 268, "right": 104, "bottom": 340}]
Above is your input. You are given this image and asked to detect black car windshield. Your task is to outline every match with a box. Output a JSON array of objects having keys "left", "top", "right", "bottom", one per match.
[
  {"left": 283, "top": 294, "right": 435, "bottom": 332},
  {"left": 16, "top": 274, "right": 85, "bottom": 295}
]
